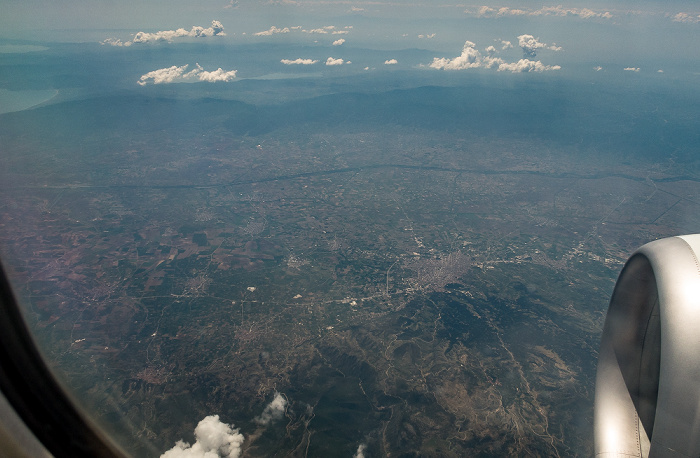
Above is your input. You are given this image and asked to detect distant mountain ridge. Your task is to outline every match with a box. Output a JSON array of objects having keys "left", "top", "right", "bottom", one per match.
[{"left": 1, "top": 82, "right": 698, "bottom": 161}]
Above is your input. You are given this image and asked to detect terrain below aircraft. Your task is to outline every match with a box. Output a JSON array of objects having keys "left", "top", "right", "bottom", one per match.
[{"left": 2, "top": 235, "right": 700, "bottom": 457}]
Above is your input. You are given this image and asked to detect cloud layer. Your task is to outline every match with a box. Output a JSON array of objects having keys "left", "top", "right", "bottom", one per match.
[
  {"left": 467, "top": 5, "right": 612, "bottom": 19},
  {"left": 672, "top": 12, "right": 700, "bottom": 23},
  {"left": 103, "top": 20, "right": 225, "bottom": 46},
  {"left": 498, "top": 59, "right": 562, "bottom": 73},
  {"left": 326, "top": 57, "right": 345, "bottom": 66},
  {"left": 254, "top": 392, "right": 287, "bottom": 425},
  {"left": 161, "top": 415, "right": 244, "bottom": 458},
  {"left": 429, "top": 40, "right": 560, "bottom": 73},
  {"left": 254, "top": 26, "right": 290, "bottom": 36},
  {"left": 281, "top": 58, "right": 318, "bottom": 65},
  {"left": 137, "top": 64, "right": 237, "bottom": 85},
  {"left": 303, "top": 26, "right": 336, "bottom": 34},
  {"left": 254, "top": 25, "right": 351, "bottom": 37},
  {"left": 517, "top": 34, "right": 561, "bottom": 57}
]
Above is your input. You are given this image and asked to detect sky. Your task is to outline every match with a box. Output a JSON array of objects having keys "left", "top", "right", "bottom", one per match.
[
  {"left": 1, "top": 1, "right": 699, "bottom": 106},
  {"left": 1, "top": 0, "right": 699, "bottom": 41}
]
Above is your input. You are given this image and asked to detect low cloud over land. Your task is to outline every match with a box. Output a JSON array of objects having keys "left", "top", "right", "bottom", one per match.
[
  {"left": 500, "top": 39, "right": 513, "bottom": 50},
  {"left": 254, "top": 26, "right": 290, "bottom": 36},
  {"left": 326, "top": 57, "right": 345, "bottom": 66},
  {"left": 254, "top": 392, "right": 287, "bottom": 425},
  {"left": 430, "top": 40, "right": 560, "bottom": 73},
  {"left": 466, "top": 5, "right": 612, "bottom": 19},
  {"left": 672, "top": 12, "right": 700, "bottom": 23},
  {"left": 161, "top": 415, "right": 244, "bottom": 458},
  {"left": 499, "top": 59, "right": 562, "bottom": 72},
  {"left": 138, "top": 64, "right": 237, "bottom": 85},
  {"left": 517, "top": 34, "right": 561, "bottom": 57},
  {"left": 254, "top": 25, "right": 351, "bottom": 37},
  {"left": 103, "top": 20, "right": 225, "bottom": 46},
  {"left": 281, "top": 58, "right": 318, "bottom": 65}
]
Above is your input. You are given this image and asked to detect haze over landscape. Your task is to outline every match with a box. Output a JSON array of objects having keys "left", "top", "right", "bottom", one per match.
[{"left": 1, "top": 1, "right": 700, "bottom": 456}]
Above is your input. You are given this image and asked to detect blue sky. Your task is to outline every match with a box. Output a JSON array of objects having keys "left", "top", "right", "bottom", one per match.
[
  {"left": 2, "top": 0, "right": 699, "bottom": 38},
  {"left": 1, "top": 1, "right": 699, "bottom": 84}
]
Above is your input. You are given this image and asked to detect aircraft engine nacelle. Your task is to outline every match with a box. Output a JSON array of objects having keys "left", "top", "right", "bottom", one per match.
[{"left": 595, "top": 234, "right": 700, "bottom": 457}]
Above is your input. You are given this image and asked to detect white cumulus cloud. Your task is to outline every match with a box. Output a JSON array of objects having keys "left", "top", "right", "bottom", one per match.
[
  {"left": 384, "top": 59, "right": 398, "bottom": 65},
  {"left": 197, "top": 67, "right": 239, "bottom": 82},
  {"left": 537, "top": 5, "right": 612, "bottom": 19},
  {"left": 254, "top": 26, "right": 290, "bottom": 36},
  {"left": 430, "top": 40, "right": 560, "bottom": 73},
  {"left": 254, "top": 392, "right": 287, "bottom": 425},
  {"left": 430, "top": 41, "right": 483, "bottom": 69},
  {"left": 672, "top": 12, "right": 700, "bottom": 23},
  {"left": 332, "top": 38, "right": 346, "bottom": 46},
  {"left": 430, "top": 41, "right": 504, "bottom": 70},
  {"left": 500, "top": 39, "right": 513, "bottom": 50},
  {"left": 470, "top": 6, "right": 526, "bottom": 17},
  {"left": 303, "top": 26, "right": 341, "bottom": 34},
  {"left": 326, "top": 57, "right": 345, "bottom": 66},
  {"left": 353, "top": 443, "right": 367, "bottom": 458},
  {"left": 138, "top": 64, "right": 237, "bottom": 86},
  {"left": 624, "top": 67, "right": 640, "bottom": 72},
  {"left": 497, "top": 59, "right": 561, "bottom": 73},
  {"left": 160, "top": 415, "right": 244, "bottom": 458},
  {"left": 102, "top": 20, "right": 225, "bottom": 46},
  {"left": 138, "top": 65, "right": 189, "bottom": 85},
  {"left": 467, "top": 5, "right": 612, "bottom": 19},
  {"left": 281, "top": 58, "right": 318, "bottom": 65},
  {"left": 518, "top": 34, "right": 561, "bottom": 57},
  {"left": 102, "top": 38, "right": 132, "bottom": 47}
]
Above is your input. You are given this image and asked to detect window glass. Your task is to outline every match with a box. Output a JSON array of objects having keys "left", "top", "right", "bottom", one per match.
[{"left": 1, "top": 1, "right": 699, "bottom": 456}]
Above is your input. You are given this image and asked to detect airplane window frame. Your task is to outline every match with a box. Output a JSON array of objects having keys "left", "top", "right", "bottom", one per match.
[{"left": 0, "top": 260, "right": 126, "bottom": 458}]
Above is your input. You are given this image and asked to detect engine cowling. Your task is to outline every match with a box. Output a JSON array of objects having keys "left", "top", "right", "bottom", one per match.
[{"left": 595, "top": 234, "right": 700, "bottom": 457}]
